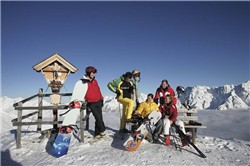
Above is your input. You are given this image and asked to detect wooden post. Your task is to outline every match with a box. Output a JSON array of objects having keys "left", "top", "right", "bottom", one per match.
[
  {"left": 53, "top": 104, "right": 58, "bottom": 130},
  {"left": 37, "top": 88, "right": 43, "bottom": 132},
  {"left": 85, "top": 107, "right": 90, "bottom": 130},
  {"left": 80, "top": 108, "right": 84, "bottom": 142},
  {"left": 191, "top": 128, "right": 196, "bottom": 144},
  {"left": 16, "top": 102, "right": 23, "bottom": 149}
]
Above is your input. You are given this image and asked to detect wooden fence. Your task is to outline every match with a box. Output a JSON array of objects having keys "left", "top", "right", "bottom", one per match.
[{"left": 12, "top": 88, "right": 88, "bottom": 149}]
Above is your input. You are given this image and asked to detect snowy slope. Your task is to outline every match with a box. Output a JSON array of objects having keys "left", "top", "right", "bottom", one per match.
[{"left": 1, "top": 110, "right": 250, "bottom": 166}]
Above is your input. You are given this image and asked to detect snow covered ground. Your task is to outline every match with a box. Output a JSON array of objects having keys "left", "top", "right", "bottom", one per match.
[{"left": 1, "top": 100, "right": 250, "bottom": 166}]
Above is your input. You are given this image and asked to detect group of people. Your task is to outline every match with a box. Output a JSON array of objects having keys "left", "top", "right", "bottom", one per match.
[
  {"left": 133, "top": 80, "right": 188, "bottom": 146},
  {"left": 79, "top": 66, "right": 190, "bottom": 146}
]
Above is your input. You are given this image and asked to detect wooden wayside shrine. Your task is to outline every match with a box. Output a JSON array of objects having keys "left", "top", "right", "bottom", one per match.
[{"left": 33, "top": 53, "right": 77, "bottom": 93}]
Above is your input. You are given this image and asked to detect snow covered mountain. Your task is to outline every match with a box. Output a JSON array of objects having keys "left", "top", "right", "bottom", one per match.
[{"left": 184, "top": 81, "right": 250, "bottom": 110}]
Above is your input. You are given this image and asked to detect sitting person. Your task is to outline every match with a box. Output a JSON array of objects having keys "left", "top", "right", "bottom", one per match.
[
  {"left": 159, "top": 94, "right": 189, "bottom": 146},
  {"left": 133, "top": 93, "right": 162, "bottom": 143}
]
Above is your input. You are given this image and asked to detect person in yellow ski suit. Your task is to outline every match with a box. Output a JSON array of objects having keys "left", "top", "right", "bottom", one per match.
[
  {"left": 116, "top": 72, "right": 134, "bottom": 133},
  {"left": 108, "top": 70, "right": 141, "bottom": 133},
  {"left": 134, "top": 93, "right": 161, "bottom": 142}
]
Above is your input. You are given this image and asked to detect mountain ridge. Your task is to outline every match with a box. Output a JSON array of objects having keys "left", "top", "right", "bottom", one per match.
[{"left": 1, "top": 81, "right": 249, "bottom": 111}]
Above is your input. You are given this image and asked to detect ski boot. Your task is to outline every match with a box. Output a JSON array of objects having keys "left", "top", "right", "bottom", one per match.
[{"left": 164, "top": 135, "right": 170, "bottom": 146}]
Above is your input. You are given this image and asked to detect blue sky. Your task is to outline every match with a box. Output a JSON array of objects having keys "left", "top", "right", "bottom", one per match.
[{"left": 1, "top": 1, "right": 249, "bottom": 98}]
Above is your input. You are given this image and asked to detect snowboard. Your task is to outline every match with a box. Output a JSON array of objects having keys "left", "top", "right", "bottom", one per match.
[
  {"left": 51, "top": 79, "right": 88, "bottom": 158},
  {"left": 125, "top": 110, "right": 162, "bottom": 151}
]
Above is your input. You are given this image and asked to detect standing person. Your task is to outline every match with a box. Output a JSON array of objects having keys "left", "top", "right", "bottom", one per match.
[
  {"left": 159, "top": 94, "right": 188, "bottom": 146},
  {"left": 117, "top": 72, "right": 134, "bottom": 133},
  {"left": 176, "top": 86, "right": 190, "bottom": 110},
  {"left": 176, "top": 86, "right": 202, "bottom": 126},
  {"left": 134, "top": 93, "right": 162, "bottom": 143},
  {"left": 83, "top": 66, "right": 106, "bottom": 138},
  {"left": 107, "top": 70, "right": 140, "bottom": 95},
  {"left": 154, "top": 79, "right": 176, "bottom": 105},
  {"left": 107, "top": 71, "right": 140, "bottom": 133}
]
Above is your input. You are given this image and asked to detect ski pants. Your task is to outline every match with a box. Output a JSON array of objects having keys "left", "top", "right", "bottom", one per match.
[
  {"left": 117, "top": 97, "right": 134, "bottom": 130},
  {"left": 162, "top": 118, "right": 186, "bottom": 135},
  {"left": 87, "top": 100, "right": 106, "bottom": 136},
  {"left": 147, "top": 119, "right": 163, "bottom": 141}
]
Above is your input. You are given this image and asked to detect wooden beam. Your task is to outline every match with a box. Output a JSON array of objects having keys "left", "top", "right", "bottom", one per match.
[
  {"left": 16, "top": 102, "right": 22, "bottom": 149},
  {"left": 53, "top": 105, "right": 58, "bottom": 129},
  {"left": 14, "top": 105, "right": 69, "bottom": 110},
  {"left": 185, "top": 125, "right": 207, "bottom": 128},
  {"left": 13, "top": 94, "right": 38, "bottom": 108},
  {"left": 13, "top": 121, "right": 64, "bottom": 126},
  {"left": 79, "top": 108, "right": 84, "bottom": 142},
  {"left": 178, "top": 116, "right": 198, "bottom": 121},
  {"left": 13, "top": 93, "right": 72, "bottom": 108},
  {"left": 178, "top": 109, "right": 198, "bottom": 113},
  {"left": 37, "top": 88, "right": 43, "bottom": 132},
  {"left": 11, "top": 111, "right": 39, "bottom": 123}
]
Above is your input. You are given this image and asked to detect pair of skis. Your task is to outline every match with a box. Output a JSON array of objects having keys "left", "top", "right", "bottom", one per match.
[{"left": 172, "top": 123, "right": 207, "bottom": 158}]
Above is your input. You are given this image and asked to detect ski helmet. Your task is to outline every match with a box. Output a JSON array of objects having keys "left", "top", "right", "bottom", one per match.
[
  {"left": 124, "top": 72, "right": 132, "bottom": 79},
  {"left": 85, "top": 66, "right": 97, "bottom": 76},
  {"left": 132, "top": 70, "right": 140, "bottom": 77},
  {"left": 176, "top": 86, "right": 185, "bottom": 94}
]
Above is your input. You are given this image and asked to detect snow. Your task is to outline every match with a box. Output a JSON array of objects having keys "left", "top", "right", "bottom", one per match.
[
  {"left": 1, "top": 81, "right": 250, "bottom": 166},
  {"left": 183, "top": 81, "right": 250, "bottom": 110}
]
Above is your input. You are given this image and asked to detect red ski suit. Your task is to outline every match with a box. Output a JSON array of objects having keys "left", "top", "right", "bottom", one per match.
[
  {"left": 159, "top": 103, "right": 178, "bottom": 122},
  {"left": 154, "top": 86, "right": 176, "bottom": 105}
]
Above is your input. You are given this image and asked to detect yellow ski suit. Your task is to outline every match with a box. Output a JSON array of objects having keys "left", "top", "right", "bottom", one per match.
[
  {"left": 117, "top": 80, "right": 134, "bottom": 130},
  {"left": 136, "top": 101, "right": 159, "bottom": 118}
]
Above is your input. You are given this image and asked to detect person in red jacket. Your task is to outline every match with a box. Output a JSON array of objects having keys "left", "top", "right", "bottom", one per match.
[
  {"left": 159, "top": 94, "right": 187, "bottom": 146},
  {"left": 83, "top": 66, "right": 106, "bottom": 138},
  {"left": 154, "top": 79, "right": 177, "bottom": 105}
]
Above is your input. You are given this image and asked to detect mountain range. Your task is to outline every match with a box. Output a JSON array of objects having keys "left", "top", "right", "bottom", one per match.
[
  {"left": 1, "top": 81, "right": 249, "bottom": 112},
  {"left": 185, "top": 81, "right": 250, "bottom": 110}
]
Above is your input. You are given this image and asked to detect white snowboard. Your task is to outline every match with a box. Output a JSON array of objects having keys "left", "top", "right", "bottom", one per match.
[{"left": 62, "top": 79, "right": 88, "bottom": 126}]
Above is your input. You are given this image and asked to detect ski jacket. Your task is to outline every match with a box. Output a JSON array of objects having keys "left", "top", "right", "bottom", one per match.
[
  {"left": 83, "top": 76, "right": 103, "bottom": 103},
  {"left": 117, "top": 80, "right": 134, "bottom": 99},
  {"left": 107, "top": 75, "right": 125, "bottom": 93},
  {"left": 136, "top": 101, "right": 159, "bottom": 118},
  {"left": 159, "top": 103, "right": 178, "bottom": 122},
  {"left": 176, "top": 93, "right": 190, "bottom": 109},
  {"left": 154, "top": 86, "right": 176, "bottom": 105}
]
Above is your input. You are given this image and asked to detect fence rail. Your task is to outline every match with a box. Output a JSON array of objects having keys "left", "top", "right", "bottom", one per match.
[{"left": 12, "top": 88, "right": 87, "bottom": 149}]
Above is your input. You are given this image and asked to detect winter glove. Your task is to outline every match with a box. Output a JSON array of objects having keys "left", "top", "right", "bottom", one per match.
[
  {"left": 81, "top": 102, "right": 87, "bottom": 110},
  {"left": 165, "top": 108, "right": 170, "bottom": 116},
  {"left": 116, "top": 90, "right": 121, "bottom": 96},
  {"left": 115, "top": 90, "right": 121, "bottom": 99},
  {"left": 68, "top": 100, "right": 81, "bottom": 109}
]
